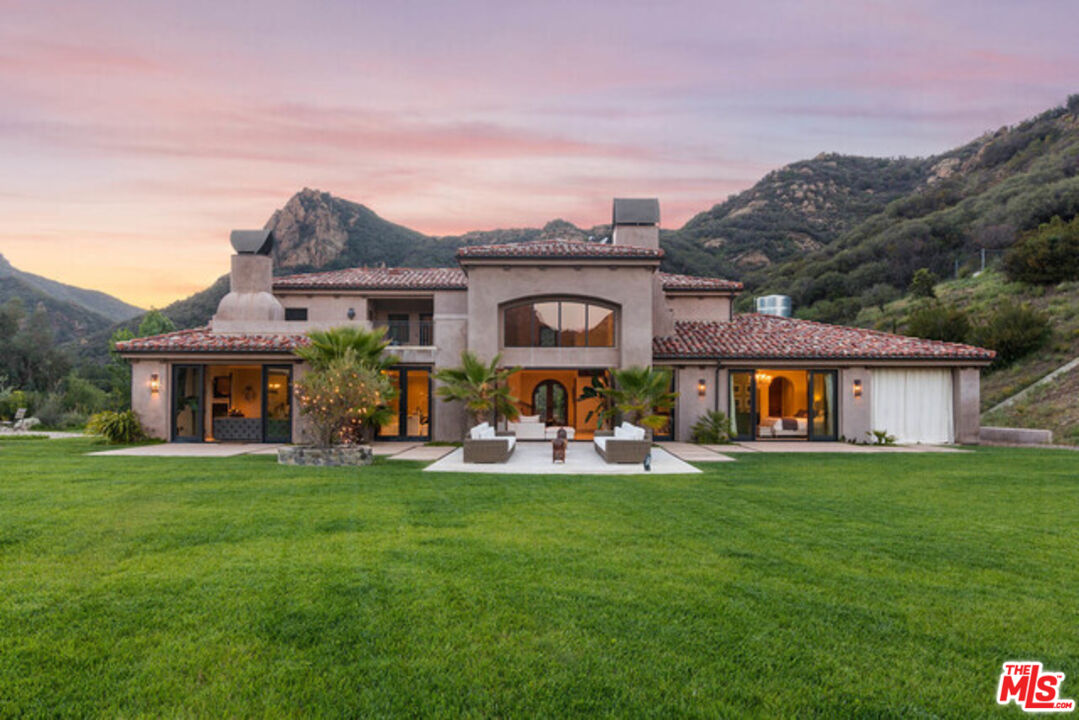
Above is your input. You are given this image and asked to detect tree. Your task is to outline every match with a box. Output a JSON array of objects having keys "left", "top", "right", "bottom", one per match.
[
  {"left": 1003, "top": 215, "right": 1079, "bottom": 285},
  {"left": 137, "top": 309, "right": 176, "bottom": 337},
  {"left": 909, "top": 268, "right": 938, "bottom": 298},
  {"left": 9, "top": 303, "right": 69, "bottom": 391},
  {"left": 295, "top": 353, "right": 396, "bottom": 446},
  {"left": 597, "top": 366, "right": 678, "bottom": 433},
  {"left": 971, "top": 304, "right": 1050, "bottom": 367},
  {"left": 433, "top": 351, "right": 521, "bottom": 427},
  {"left": 904, "top": 302, "right": 971, "bottom": 343},
  {"left": 294, "top": 326, "right": 397, "bottom": 372}
]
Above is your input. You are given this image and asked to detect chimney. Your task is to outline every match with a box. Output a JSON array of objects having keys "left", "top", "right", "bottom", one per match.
[
  {"left": 211, "top": 230, "right": 285, "bottom": 331},
  {"left": 611, "top": 198, "right": 660, "bottom": 249}
]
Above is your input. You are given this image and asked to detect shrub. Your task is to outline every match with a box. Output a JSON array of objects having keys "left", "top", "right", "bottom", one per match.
[
  {"left": 33, "top": 394, "right": 66, "bottom": 428},
  {"left": 690, "top": 411, "right": 732, "bottom": 444},
  {"left": 86, "top": 410, "right": 146, "bottom": 444},
  {"left": 296, "top": 356, "right": 396, "bottom": 446},
  {"left": 1003, "top": 215, "right": 1079, "bottom": 285},
  {"left": 904, "top": 302, "right": 971, "bottom": 343},
  {"left": 868, "top": 429, "right": 896, "bottom": 446},
  {"left": 971, "top": 304, "right": 1051, "bottom": 366},
  {"left": 908, "top": 268, "right": 938, "bottom": 298}
]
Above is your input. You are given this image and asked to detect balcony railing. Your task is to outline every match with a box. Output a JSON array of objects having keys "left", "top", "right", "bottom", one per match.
[{"left": 377, "top": 320, "right": 433, "bottom": 346}]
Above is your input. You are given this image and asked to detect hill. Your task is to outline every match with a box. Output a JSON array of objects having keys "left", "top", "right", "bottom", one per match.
[
  {"left": 748, "top": 99, "right": 1079, "bottom": 321},
  {"left": 0, "top": 252, "right": 143, "bottom": 343}
]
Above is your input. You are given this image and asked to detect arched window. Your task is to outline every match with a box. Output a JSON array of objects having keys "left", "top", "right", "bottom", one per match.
[
  {"left": 532, "top": 380, "right": 568, "bottom": 425},
  {"left": 503, "top": 299, "right": 615, "bottom": 347}
]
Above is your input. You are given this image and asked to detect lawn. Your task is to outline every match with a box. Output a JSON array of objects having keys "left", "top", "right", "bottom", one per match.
[{"left": 1, "top": 438, "right": 1076, "bottom": 718}]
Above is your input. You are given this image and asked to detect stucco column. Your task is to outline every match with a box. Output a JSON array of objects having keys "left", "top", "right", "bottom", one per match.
[
  {"left": 953, "top": 367, "right": 981, "bottom": 444},
  {"left": 130, "top": 359, "right": 169, "bottom": 440},
  {"left": 433, "top": 291, "right": 469, "bottom": 441},
  {"left": 840, "top": 367, "right": 871, "bottom": 443},
  {"left": 675, "top": 366, "right": 715, "bottom": 441}
]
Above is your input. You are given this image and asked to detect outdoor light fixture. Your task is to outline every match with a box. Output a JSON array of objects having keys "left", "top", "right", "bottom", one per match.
[
  {"left": 149, "top": 373, "right": 160, "bottom": 395},
  {"left": 347, "top": 307, "right": 356, "bottom": 320},
  {"left": 697, "top": 378, "right": 707, "bottom": 396},
  {"left": 853, "top": 379, "right": 863, "bottom": 398}
]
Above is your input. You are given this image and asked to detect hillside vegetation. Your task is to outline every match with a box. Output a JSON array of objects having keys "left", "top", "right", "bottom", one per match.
[{"left": 857, "top": 269, "right": 1079, "bottom": 444}]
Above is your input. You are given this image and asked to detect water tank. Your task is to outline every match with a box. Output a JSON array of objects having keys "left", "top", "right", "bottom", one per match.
[{"left": 756, "top": 294, "right": 792, "bottom": 317}]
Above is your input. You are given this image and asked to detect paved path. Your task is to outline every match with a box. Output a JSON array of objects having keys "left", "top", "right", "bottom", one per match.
[
  {"left": 0, "top": 430, "right": 84, "bottom": 439},
  {"left": 89, "top": 443, "right": 283, "bottom": 457},
  {"left": 426, "top": 442, "right": 700, "bottom": 475},
  {"left": 655, "top": 442, "right": 735, "bottom": 462},
  {"left": 390, "top": 445, "right": 457, "bottom": 461},
  {"left": 721, "top": 441, "right": 966, "bottom": 453}
]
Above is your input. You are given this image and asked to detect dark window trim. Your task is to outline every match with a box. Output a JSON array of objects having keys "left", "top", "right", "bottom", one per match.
[{"left": 284, "top": 307, "right": 308, "bottom": 321}]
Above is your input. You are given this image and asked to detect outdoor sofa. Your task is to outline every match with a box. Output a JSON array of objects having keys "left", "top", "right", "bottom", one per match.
[
  {"left": 593, "top": 421, "right": 651, "bottom": 463},
  {"left": 463, "top": 422, "right": 517, "bottom": 463}
]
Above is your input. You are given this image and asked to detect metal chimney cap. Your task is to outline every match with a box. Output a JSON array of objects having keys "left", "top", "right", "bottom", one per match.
[
  {"left": 230, "top": 229, "right": 274, "bottom": 255},
  {"left": 612, "top": 198, "right": 660, "bottom": 226}
]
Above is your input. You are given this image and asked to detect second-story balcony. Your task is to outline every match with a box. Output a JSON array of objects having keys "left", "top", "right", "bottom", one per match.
[{"left": 377, "top": 319, "right": 434, "bottom": 346}]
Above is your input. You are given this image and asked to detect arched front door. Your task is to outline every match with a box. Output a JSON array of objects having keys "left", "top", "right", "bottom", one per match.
[{"left": 532, "top": 380, "right": 568, "bottom": 426}]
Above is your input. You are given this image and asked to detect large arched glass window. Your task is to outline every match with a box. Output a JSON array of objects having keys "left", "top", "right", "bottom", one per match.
[{"left": 503, "top": 299, "right": 615, "bottom": 347}]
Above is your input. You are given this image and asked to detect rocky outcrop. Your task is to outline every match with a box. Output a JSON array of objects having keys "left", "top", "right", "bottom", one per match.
[{"left": 266, "top": 188, "right": 351, "bottom": 269}]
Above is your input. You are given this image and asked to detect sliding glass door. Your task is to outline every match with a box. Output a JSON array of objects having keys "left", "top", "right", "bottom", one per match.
[
  {"left": 263, "top": 366, "right": 292, "bottom": 443},
  {"left": 171, "top": 365, "right": 204, "bottom": 442},
  {"left": 728, "top": 370, "right": 755, "bottom": 441},
  {"left": 377, "top": 367, "right": 432, "bottom": 440},
  {"left": 808, "top": 370, "right": 837, "bottom": 441}
]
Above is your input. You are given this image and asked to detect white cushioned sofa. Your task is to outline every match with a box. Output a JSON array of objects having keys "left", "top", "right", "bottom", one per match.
[
  {"left": 593, "top": 422, "right": 650, "bottom": 463},
  {"left": 463, "top": 422, "right": 516, "bottom": 463}
]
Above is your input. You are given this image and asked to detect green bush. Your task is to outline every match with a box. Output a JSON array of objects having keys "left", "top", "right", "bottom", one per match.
[
  {"left": 86, "top": 410, "right": 146, "bottom": 444},
  {"left": 909, "top": 268, "right": 938, "bottom": 298},
  {"left": 690, "top": 410, "right": 732, "bottom": 444},
  {"left": 971, "top": 304, "right": 1051, "bottom": 366},
  {"left": 904, "top": 302, "right": 971, "bottom": 343},
  {"left": 1003, "top": 215, "right": 1079, "bottom": 285}
]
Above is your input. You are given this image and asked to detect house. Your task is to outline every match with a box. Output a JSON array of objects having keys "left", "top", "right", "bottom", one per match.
[{"left": 116, "top": 199, "right": 993, "bottom": 445}]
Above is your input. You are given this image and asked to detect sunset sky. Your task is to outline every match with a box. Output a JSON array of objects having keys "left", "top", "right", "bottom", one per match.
[{"left": 1, "top": 1, "right": 1077, "bottom": 308}]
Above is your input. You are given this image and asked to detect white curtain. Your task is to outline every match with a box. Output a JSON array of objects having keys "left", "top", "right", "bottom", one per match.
[{"left": 870, "top": 369, "right": 954, "bottom": 444}]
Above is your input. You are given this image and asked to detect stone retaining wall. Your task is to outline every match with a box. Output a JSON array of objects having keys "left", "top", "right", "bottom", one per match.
[{"left": 277, "top": 445, "right": 374, "bottom": 466}]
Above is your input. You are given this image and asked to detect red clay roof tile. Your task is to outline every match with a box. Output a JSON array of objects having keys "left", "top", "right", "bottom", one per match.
[
  {"left": 456, "top": 238, "right": 663, "bottom": 260},
  {"left": 116, "top": 328, "right": 309, "bottom": 354}
]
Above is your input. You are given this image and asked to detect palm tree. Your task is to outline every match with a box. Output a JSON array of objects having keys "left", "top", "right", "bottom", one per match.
[
  {"left": 433, "top": 351, "right": 521, "bottom": 427},
  {"left": 295, "top": 326, "right": 398, "bottom": 372},
  {"left": 608, "top": 366, "right": 677, "bottom": 433}
]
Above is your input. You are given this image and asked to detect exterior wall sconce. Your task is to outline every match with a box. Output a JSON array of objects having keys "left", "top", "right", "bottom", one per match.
[
  {"left": 853, "top": 379, "right": 862, "bottom": 398},
  {"left": 149, "top": 373, "right": 160, "bottom": 395},
  {"left": 697, "top": 378, "right": 707, "bottom": 397},
  {"left": 347, "top": 307, "right": 356, "bottom": 320}
]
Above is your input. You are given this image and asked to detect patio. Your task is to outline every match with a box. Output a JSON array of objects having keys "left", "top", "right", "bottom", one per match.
[{"left": 425, "top": 441, "right": 702, "bottom": 475}]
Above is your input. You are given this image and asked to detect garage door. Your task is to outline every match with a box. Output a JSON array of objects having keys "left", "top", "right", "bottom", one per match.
[{"left": 870, "top": 369, "right": 954, "bottom": 444}]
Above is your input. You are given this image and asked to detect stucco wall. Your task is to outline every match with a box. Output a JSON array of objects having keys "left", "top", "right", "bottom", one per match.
[
  {"left": 465, "top": 264, "right": 655, "bottom": 369},
  {"left": 953, "top": 367, "right": 981, "bottom": 444},
  {"left": 276, "top": 294, "right": 368, "bottom": 331},
  {"left": 673, "top": 366, "right": 717, "bottom": 442},
  {"left": 839, "top": 366, "right": 870, "bottom": 442},
  {"left": 431, "top": 290, "right": 468, "bottom": 441},
  {"left": 131, "top": 359, "right": 169, "bottom": 439},
  {"left": 665, "top": 295, "right": 732, "bottom": 323}
]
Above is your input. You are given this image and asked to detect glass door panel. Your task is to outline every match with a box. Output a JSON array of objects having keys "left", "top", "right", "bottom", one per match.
[
  {"left": 378, "top": 370, "right": 401, "bottom": 437},
  {"left": 405, "top": 370, "right": 430, "bottom": 438},
  {"left": 264, "top": 366, "right": 292, "bottom": 442},
  {"left": 809, "top": 370, "right": 837, "bottom": 441},
  {"left": 729, "top": 370, "right": 755, "bottom": 440},
  {"left": 172, "top": 365, "right": 204, "bottom": 442}
]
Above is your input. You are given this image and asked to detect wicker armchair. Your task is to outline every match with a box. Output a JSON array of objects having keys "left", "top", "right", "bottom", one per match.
[{"left": 463, "top": 423, "right": 517, "bottom": 463}]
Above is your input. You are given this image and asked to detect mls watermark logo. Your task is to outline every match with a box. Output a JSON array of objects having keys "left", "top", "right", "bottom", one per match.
[{"left": 997, "top": 661, "right": 1074, "bottom": 713}]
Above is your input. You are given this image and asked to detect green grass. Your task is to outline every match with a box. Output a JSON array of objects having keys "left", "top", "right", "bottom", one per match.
[{"left": 1, "top": 438, "right": 1077, "bottom": 718}]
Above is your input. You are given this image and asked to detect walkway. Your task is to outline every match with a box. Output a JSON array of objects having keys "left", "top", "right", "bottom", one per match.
[
  {"left": 711, "top": 441, "right": 966, "bottom": 453},
  {"left": 1, "top": 430, "right": 85, "bottom": 440},
  {"left": 89, "top": 443, "right": 283, "bottom": 457},
  {"left": 425, "top": 442, "right": 700, "bottom": 475}
]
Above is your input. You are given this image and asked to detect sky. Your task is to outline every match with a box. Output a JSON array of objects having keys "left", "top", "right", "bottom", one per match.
[{"left": 1, "top": 0, "right": 1077, "bottom": 308}]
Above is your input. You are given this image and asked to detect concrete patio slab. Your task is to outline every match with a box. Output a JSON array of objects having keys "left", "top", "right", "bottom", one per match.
[
  {"left": 656, "top": 442, "right": 736, "bottom": 462},
  {"left": 425, "top": 442, "right": 700, "bottom": 475},
  {"left": 389, "top": 445, "right": 457, "bottom": 462},
  {"left": 89, "top": 443, "right": 282, "bottom": 457}
]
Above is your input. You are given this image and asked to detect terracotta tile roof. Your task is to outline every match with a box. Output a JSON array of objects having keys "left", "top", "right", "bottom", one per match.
[
  {"left": 116, "top": 328, "right": 310, "bottom": 354},
  {"left": 273, "top": 266, "right": 467, "bottom": 290},
  {"left": 658, "top": 271, "right": 743, "bottom": 292},
  {"left": 456, "top": 238, "right": 663, "bottom": 260},
  {"left": 653, "top": 314, "right": 995, "bottom": 361}
]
